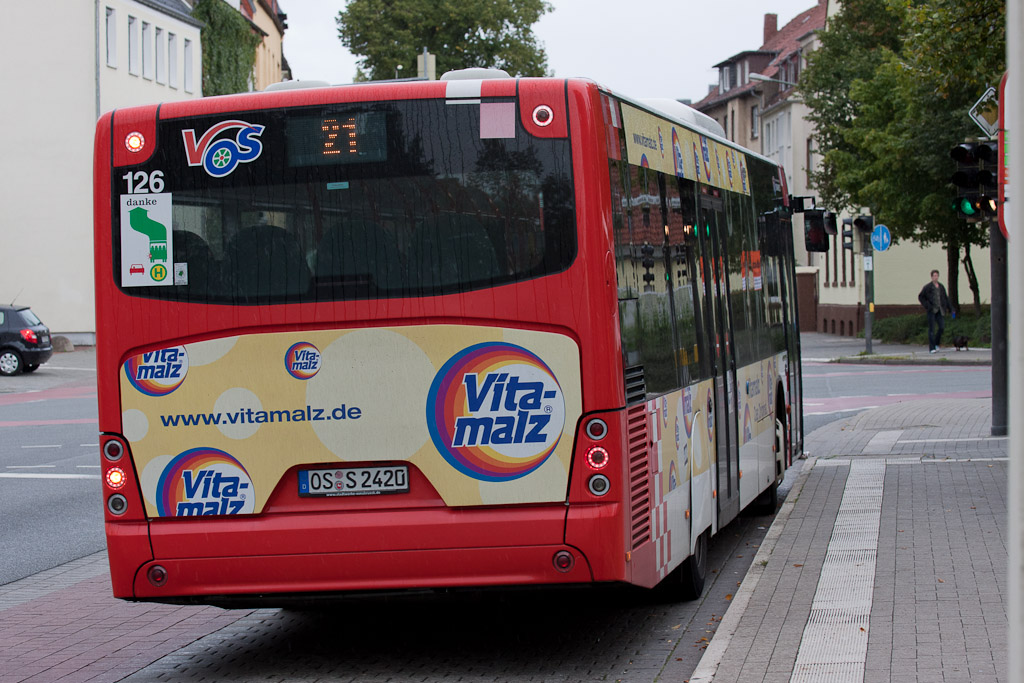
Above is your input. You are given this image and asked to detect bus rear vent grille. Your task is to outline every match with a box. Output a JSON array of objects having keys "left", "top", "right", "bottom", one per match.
[
  {"left": 624, "top": 366, "right": 646, "bottom": 405},
  {"left": 627, "top": 403, "right": 651, "bottom": 550}
]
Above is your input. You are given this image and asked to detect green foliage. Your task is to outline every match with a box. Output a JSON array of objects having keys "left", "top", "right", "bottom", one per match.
[
  {"left": 192, "top": 0, "right": 261, "bottom": 96},
  {"left": 336, "top": 0, "right": 551, "bottom": 82},
  {"left": 870, "top": 308, "right": 991, "bottom": 347},
  {"left": 800, "top": 0, "right": 1004, "bottom": 307}
]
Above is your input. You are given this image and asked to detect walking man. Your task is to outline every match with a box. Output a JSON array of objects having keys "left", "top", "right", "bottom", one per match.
[{"left": 918, "top": 269, "right": 952, "bottom": 353}]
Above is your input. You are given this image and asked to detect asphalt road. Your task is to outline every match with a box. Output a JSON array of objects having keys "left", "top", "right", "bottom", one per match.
[{"left": 0, "top": 350, "right": 104, "bottom": 584}]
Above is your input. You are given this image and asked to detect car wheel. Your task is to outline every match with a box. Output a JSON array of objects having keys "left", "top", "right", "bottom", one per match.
[
  {"left": 23, "top": 364, "right": 39, "bottom": 373},
  {"left": 0, "top": 349, "right": 23, "bottom": 376}
]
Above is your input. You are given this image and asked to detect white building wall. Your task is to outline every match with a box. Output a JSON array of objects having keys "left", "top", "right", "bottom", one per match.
[
  {"left": 0, "top": 3, "right": 97, "bottom": 337},
  {"left": 100, "top": 1, "right": 203, "bottom": 113},
  {"left": 0, "top": 2, "right": 201, "bottom": 342}
]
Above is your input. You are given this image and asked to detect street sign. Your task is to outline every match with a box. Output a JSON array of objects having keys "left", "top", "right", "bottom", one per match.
[
  {"left": 970, "top": 86, "right": 1000, "bottom": 138},
  {"left": 863, "top": 255, "right": 874, "bottom": 271},
  {"left": 871, "top": 224, "right": 891, "bottom": 252}
]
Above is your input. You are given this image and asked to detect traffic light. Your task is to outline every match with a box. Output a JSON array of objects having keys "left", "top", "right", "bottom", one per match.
[
  {"left": 803, "top": 209, "right": 833, "bottom": 252},
  {"left": 640, "top": 243, "right": 656, "bottom": 290},
  {"left": 950, "top": 141, "right": 998, "bottom": 220},
  {"left": 841, "top": 218, "right": 854, "bottom": 250}
]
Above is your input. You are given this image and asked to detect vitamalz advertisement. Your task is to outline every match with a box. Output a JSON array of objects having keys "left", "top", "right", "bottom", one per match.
[{"left": 119, "top": 326, "right": 582, "bottom": 517}]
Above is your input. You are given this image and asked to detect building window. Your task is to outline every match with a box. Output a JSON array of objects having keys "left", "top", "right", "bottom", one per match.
[
  {"left": 142, "top": 22, "right": 153, "bottom": 80},
  {"left": 168, "top": 33, "right": 178, "bottom": 88},
  {"left": 806, "top": 137, "right": 815, "bottom": 187},
  {"left": 751, "top": 105, "right": 759, "bottom": 139},
  {"left": 128, "top": 16, "right": 139, "bottom": 75},
  {"left": 184, "top": 39, "right": 194, "bottom": 93},
  {"left": 105, "top": 7, "right": 117, "bottom": 67},
  {"left": 155, "top": 28, "right": 166, "bottom": 83}
]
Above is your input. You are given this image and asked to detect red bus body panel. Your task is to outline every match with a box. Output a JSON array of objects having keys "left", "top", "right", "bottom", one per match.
[{"left": 94, "top": 79, "right": 641, "bottom": 601}]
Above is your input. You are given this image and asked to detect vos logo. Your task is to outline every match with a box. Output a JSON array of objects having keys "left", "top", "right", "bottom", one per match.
[
  {"left": 155, "top": 447, "right": 255, "bottom": 517},
  {"left": 427, "top": 342, "right": 565, "bottom": 482},
  {"left": 182, "top": 120, "right": 265, "bottom": 178},
  {"left": 124, "top": 346, "right": 188, "bottom": 396}
]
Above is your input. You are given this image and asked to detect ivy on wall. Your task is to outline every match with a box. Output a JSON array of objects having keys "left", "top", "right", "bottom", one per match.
[{"left": 191, "top": 0, "right": 261, "bottom": 96}]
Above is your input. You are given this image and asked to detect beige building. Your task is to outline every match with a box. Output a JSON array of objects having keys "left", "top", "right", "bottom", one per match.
[
  {"left": 694, "top": 0, "right": 991, "bottom": 336},
  {"left": 235, "top": 0, "right": 290, "bottom": 90},
  {"left": 0, "top": 1, "right": 202, "bottom": 343}
]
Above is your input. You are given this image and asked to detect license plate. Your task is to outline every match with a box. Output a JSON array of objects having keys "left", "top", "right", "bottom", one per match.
[
  {"left": 41, "top": 335, "right": 49, "bottom": 344},
  {"left": 298, "top": 465, "right": 409, "bottom": 497}
]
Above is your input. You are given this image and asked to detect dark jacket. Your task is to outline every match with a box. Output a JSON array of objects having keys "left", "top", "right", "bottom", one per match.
[{"left": 918, "top": 281, "right": 951, "bottom": 315}]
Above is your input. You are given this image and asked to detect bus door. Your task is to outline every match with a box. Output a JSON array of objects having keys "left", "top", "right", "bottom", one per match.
[{"left": 698, "top": 192, "right": 741, "bottom": 527}]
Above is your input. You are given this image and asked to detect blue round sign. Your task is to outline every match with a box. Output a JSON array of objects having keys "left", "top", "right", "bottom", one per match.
[{"left": 872, "top": 224, "right": 892, "bottom": 252}]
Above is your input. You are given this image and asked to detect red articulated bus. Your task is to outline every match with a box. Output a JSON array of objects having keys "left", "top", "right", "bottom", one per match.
[{"left": 93, "top": 70, "right": 803, "bottom": 605}]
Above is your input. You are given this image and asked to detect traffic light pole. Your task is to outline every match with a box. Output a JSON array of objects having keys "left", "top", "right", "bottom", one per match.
[
  {"left": 1007, "top": 4, "right": 1022, "bottom": 679},
  {"left": 991, "top": 220, "right": 1007, "bottom": 437},
  {"left": 863, "top": 235, "right": 873, "bottom": 355}
]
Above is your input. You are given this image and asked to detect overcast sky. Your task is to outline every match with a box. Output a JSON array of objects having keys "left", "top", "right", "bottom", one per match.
[{"left": 282, "top": 0, "right": 821, "bottom": 103}]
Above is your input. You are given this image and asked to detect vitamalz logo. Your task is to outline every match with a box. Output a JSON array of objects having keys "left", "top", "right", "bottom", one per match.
[
  {"left": 427, "top": 343, "right": 565, "bottom": 482},
  {"left": 125, "top": 346, "right": 188, "bottom": 396},
  {"left": 285, "top": 342, "right": 321, "bottom": 380},
  {"left": 182, "top": 120, "right": 265, "bottom": 178},
  {"left": 155, "top": 447, "right": 255, "bottom": 517}
]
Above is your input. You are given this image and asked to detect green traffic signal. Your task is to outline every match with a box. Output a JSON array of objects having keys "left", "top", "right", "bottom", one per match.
[{"left": 957, "top": 197, "right": 979, "bottom": 217}]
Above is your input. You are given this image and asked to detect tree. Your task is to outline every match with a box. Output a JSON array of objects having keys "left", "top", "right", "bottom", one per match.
[
  {"left": 336, "top": 0, "right": 551, "bottom": 82},
  {"left": 800, "top": 0, "right": 1005, "bottom": 312},
  {"left": 192, "top": 0, "right": 261, "bottom": 96}
]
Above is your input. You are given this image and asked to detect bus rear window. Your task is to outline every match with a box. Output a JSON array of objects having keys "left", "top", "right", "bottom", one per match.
[{"left": 112, "top": 99, "right": 576, "bottom": 304}]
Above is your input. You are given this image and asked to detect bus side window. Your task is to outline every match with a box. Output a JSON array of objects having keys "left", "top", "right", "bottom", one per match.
[
  {"left": 667, "top": 178, "right": 710, "bottom": 385},
  {"left": 623, "top": 164, "right": 679, "bottom": 397}
]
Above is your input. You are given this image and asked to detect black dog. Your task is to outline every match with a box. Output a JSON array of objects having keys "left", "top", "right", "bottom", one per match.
[{"left": 952, "top": 335, "right": 969, "bottom": 351}]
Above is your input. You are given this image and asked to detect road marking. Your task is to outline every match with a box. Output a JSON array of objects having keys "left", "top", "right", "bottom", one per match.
[
  {"left": 805, "top": 407, "right": 877, "bottom": 416},
  {"left": 7, "top": 465, "right": 56, "bottom": 468},
  {"left": 40, "top": 366, "right": 96, "bottom": 372},
  {"left": 899, "top": 436, "right": 1008, "bottom": 443},
  {"left": 80, "top": 443, "right": 99, "bottom": 448},
  {"left": 77, "top": 465, "right": 101, "bottom": 469},
  {"left": 0, "top": 419, "right": 98, "bottom": 427},
  {"left": 21, "top": 444, "right": 62, "bottom": 449},
  {"left": 0, "top": 473, "right": 100, "bottom": 480}
]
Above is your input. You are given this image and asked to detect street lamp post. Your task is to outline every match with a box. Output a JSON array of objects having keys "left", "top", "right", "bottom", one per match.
[{"left": 749, "top": 73, "right": 798, "bottom": 88}]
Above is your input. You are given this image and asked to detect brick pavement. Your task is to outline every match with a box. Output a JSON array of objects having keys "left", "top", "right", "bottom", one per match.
[
  {"left": 0, "top": 555, "right": 254, "bottom": 683},
  {"left": 692, "top": 398, "right": 1008, "bottom": 682}
]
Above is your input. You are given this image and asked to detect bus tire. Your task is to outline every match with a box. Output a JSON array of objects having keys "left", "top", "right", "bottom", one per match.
[
  {"left": 656, "top": 529, "right": 709, "bottom": 601},
  {"left": 680, "top": 530, "right": 709, "bottom": 599}
]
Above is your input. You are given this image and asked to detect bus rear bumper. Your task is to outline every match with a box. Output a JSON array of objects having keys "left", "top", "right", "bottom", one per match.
[{"left": 129, "top": 545, "right": 594, "bottom": 603}]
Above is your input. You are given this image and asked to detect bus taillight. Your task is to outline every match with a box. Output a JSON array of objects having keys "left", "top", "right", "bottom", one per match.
[
  {"left": 586, "top": 446, "right": 609, "bottom": 469},
  {"left": 105, "top": 467, "right": 126, "bottom": 489}
]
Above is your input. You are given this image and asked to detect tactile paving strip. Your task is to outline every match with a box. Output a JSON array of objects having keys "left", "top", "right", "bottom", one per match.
[{"left": 791, "top": 459, "right": 885, "bottom": 683}]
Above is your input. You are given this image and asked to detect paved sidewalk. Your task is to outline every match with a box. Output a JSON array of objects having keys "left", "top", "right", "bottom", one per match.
[
  {"left": 691, "top": 398, "right": 1008, "bottom": 682},
  {"left": 800, "top": 332, "right": 992, "bottom": 366}
]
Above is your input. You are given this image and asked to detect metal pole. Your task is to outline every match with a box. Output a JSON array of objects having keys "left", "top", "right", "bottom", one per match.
[
  {"left": 1006, "top": 1, "right": 1022, "bottom": 680},
  {"left": 863, "top": 236, "right": 873, "bottom": 355},
  {"left": 991, "top": 221, "right": 1007, "bottom": 436}
]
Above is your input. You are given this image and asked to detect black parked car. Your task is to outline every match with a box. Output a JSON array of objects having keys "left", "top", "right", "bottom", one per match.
[{"left": 0, "top": 305, "right": 53, "bottom": 375}]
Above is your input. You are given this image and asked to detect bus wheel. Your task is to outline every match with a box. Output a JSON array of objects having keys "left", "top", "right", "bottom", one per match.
[
  {"left": 680, "top": 530, "right": 709, "bottom": 599},
  {"left": 657, "top": 530, "right": 709, "bottom": 601}
]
